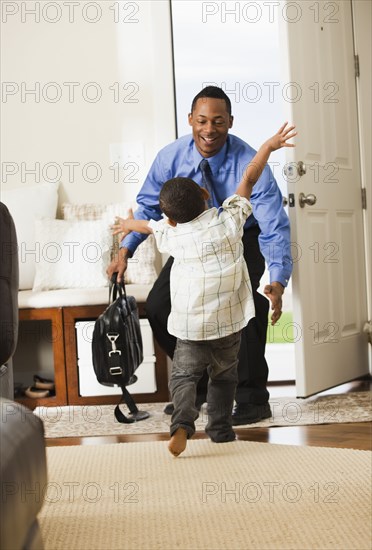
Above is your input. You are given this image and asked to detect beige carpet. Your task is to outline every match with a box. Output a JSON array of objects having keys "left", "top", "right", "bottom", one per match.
[
  {"left": 35, "top": 391, "right": 372, "bottom": 438},
  {"left": 39, "top": 440, "right": 371, "bottom": 550}
]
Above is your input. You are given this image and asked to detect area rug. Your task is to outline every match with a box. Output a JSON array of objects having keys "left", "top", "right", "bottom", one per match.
[
  {"left": 39, "top": 440, "right": 371, "bottom": 550},
  {"left": 35, "top": 391, "right": 372, "bottom": 439}
]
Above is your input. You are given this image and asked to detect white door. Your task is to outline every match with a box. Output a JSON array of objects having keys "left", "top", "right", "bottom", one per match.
[{"left": 279, "top": 0, "right": 369, "bottom": 396}]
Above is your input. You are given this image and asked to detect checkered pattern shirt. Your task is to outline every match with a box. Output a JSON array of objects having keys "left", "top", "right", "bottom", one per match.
[{"left": 148, "top": 194, "right": 255, "bottom": 341}]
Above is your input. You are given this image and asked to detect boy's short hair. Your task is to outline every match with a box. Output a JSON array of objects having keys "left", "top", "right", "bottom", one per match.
[
  {"left": 191, "top": 86, "right": 232, "bottom": 116},
  {"left": 159, "top": 178, "right": 206, "bottom": 224}
]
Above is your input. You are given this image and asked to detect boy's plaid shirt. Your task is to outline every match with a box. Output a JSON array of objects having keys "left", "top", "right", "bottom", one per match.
[{"left": 149, "top": 195, "right": 255, "bottom": 341}]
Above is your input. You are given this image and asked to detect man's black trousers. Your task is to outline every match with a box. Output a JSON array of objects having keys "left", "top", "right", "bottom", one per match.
[{"left": 145, "top": 225, "right": 270, "bottom": 405}]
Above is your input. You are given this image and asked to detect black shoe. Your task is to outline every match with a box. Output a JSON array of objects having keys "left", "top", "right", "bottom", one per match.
[
  {"left": 163, "top": 403, "right": 174, "bottom": 415},
  {"left": 209, "top": 431, "right": 236, "bottom": 443},
  {"left": 163, "top": 400, "right": 205, "bottom": 416},
  {"left": 232, "top": 403, "right": 272, "bottom": 426}
]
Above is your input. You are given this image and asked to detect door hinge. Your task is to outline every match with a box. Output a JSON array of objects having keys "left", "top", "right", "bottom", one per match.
[
  {"left": 361, "top": 187, "right": 367, "bottom": 209},
  {"left": 363, "top": 321, "right": 372, "bottom": 344},
  {"left": 354, "top": 54, "right": 360, "bottom": 78}
]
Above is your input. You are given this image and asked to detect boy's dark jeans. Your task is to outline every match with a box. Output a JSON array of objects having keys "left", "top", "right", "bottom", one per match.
[{"left": 169, "top": 331, "right": 241, "bottom": 443}]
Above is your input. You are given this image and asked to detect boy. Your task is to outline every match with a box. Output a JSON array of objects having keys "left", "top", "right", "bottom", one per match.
[{"left": 112, "top": 123, "right": 296, "bottom": 456}]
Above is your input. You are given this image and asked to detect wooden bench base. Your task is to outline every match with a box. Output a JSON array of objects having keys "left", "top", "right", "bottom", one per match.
[{"left": 16, "top": 303, "right": 169, "bottom": 409}]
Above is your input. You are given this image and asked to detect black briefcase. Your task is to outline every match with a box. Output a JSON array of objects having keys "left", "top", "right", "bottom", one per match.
[{"left": 92, "top": 275, "right": 149, "bottom": 423}]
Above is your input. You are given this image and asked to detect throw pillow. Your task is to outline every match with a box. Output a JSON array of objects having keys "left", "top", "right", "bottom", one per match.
[
  {"left": 62, "top": 202, "right": 157, "bottom": 285},
  {"left": 32, "top": 218, "right": 112, "bottom": 291},
  {"left": 2, "top": 182, "right": 59, "bottom": 289}
]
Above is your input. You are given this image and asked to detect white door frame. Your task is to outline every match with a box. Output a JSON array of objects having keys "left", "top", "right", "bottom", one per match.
[{"left": 352, "top": 0, "right": 372, "bottom": 371}]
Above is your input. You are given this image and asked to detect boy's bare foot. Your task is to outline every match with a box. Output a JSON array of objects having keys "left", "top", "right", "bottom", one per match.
[{"left": 168, "top": 428, "right": 188, "bottom": 457}]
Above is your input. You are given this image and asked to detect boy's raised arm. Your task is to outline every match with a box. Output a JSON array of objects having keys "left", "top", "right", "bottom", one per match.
[{"left": 236, "top": 122, "right": 296, "bottom": 200}]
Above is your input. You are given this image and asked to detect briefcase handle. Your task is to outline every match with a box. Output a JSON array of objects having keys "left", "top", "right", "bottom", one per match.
[{"left": 109, "top": 273, "right": 128, "bottom": 303}]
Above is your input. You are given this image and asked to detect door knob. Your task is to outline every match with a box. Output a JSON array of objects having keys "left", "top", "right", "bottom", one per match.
[
  {"left": 283, "top": 196, "right": 288, "bottom": 206},
  {"left": 283, "top": 161, "right": 306, "bottom": 179},
  {"left": 297, "top": 161, "right": 306, "bottom": 176},
  {"left": 299, "top": 193, "right": 317, "bottom": 208}
]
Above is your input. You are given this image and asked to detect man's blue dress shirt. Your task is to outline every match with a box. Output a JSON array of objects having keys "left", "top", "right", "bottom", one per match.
[{"left": 122, "top": 134, "right": 293, "bottom": 287}]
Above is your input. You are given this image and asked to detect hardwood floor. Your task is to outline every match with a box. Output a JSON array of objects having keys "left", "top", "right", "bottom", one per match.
[{"left": 45, "top": 377, "right": 372, "bottom": 451}]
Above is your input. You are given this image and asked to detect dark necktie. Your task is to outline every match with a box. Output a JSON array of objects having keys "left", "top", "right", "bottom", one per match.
[{"left": 199, "top": 159, "right": 214, "bottom": 208}]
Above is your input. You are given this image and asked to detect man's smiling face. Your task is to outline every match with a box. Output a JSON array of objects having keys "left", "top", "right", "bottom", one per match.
[{"left": 188, "top": 97, "right": 233, "bottom": 158}]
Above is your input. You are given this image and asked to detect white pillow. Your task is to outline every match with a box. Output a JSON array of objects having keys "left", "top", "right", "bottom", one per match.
[
  {"left": 62, "top": 202, "right": 119, "bottom": 221},
  {"left": 62, "top": 201, "right": 136, "bottom": 222},
  {"left": 62, "top": 202, "right": 157, "bottom": 285},
  {"left": 32, "top": 218, "right": 112, "bottom": 291},
  {"left": 122, "top": 234, "right": 157, "bottom": 285},
  {"left": 1, "top": 182, "right": 59, "bottom": 289}
]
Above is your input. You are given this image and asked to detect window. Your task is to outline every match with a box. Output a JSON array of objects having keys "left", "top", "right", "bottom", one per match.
[{"left": 171, "top": 0, "right": 288, "bottom": 195}]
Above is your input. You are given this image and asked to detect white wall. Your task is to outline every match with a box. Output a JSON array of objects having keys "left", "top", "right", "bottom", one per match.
[
  {"left": 1, "top": 0, "right": 176, "bottom": 381},
  {"left": 1, "top": 0, "right": 176, "bottom": 211}
]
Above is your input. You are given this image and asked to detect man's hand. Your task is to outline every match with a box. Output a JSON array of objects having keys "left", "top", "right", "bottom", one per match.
[
  {"left": 265, "top": 122, "right": 296, "bottom": 152},
  {"left": 264, "top": 281, "right": 284, "bottom": 325},
  {"left": 106, "top": 246, "right": 131, "bottom": 283}
]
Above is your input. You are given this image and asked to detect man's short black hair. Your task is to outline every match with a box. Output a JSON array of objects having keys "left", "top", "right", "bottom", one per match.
[
  {"left": 191, "top": 86, "right": 232, "bottom": 116},
  {"left": 159, "top": 177, "right": 206, "bottom": 224}
]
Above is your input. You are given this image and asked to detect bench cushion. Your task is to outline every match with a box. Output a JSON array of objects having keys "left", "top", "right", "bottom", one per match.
[{"left": 18, "top": 285, "right": 152, "bottom": 309}]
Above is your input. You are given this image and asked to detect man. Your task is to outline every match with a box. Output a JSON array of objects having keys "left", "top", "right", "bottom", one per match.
[{"left": 107, "top": 86, "right": 292, "bottom": 425}]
